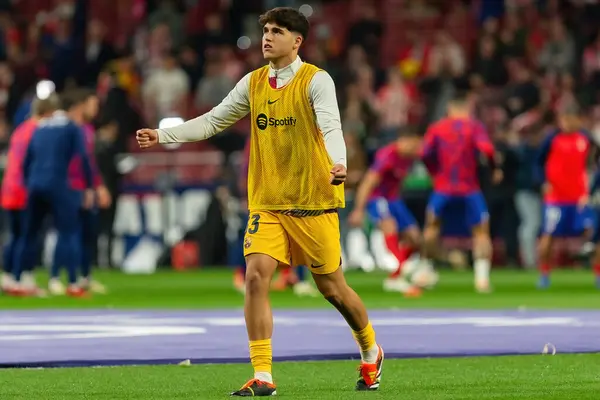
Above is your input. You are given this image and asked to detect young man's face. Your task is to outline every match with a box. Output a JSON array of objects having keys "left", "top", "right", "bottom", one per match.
[{"left": 262, "top": 22, "right": 301, "bottom": 61}]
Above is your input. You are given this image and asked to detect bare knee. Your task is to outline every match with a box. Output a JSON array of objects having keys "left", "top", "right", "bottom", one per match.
[
  {"left": 316, "top": 279, "right": 343, "bottom": 301},
  {"left": 313, "top": 269, "right": 347, "bottom": 305},
  {"left": 245, "top": 254, "right": 277, "bottom": 296}
]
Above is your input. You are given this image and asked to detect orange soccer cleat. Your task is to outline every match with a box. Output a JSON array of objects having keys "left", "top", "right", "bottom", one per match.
[
  {"left": 230, "top": 379, "right": 277, "bottom": 397},
  {"left": 66, "top": 286, "right": 89, "bottom": 298},
  {"left": 356, "top": 345, "right": 384, "bottom": 391}
]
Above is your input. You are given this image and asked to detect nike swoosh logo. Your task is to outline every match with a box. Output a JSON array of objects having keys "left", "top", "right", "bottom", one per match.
[
  {"left": 268, "top": 99, "right": 279, "bottom": 105},
  {"left": 311, "top": 263, "right": 326, "bottom": 269}
]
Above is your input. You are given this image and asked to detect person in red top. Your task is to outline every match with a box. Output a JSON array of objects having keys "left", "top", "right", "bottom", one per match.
[
  {"left": 0, "top": 96, "right": 59, "bottom": 295},
  {"left": 348, "top": 132, "right": 423, "bottom": 297},
  {"left": 420, "top": 91, "right": 502, "bottom": 293},
  {"left": 537, "top": 104, "right": 596, "bottom": 289}
]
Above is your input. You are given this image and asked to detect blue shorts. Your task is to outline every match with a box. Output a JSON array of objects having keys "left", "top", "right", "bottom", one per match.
[
  {"left": 427, "top": 192, "right": 489, "bottom": 229},
  {"left": 543, "top": 203, "right": 594, "bottom": 237},
  {"left": 366, "top": 198, "right": 417, "bottom": 232}
]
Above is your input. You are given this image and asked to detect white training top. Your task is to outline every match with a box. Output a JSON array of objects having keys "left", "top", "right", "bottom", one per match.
[{"left": 157, "top": 56, "right": 347, "bottom": 167}]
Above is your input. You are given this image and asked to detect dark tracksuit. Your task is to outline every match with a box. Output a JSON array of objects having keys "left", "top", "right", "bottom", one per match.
[{"left": 16, "top": 111, "right": 92, "bottom": 284}]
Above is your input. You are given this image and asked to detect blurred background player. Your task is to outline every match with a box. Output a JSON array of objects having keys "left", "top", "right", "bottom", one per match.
[
  {"left": 231, "top": 136, "right": 250, "bottom": 293},
  {"left": 0, "top": 96, "right": 59, "bottom": 296},
  {"left": 536, "top": 104, "right": 597, "bottom": 289},
  {"left": 420, "top": 91, "right": 502, "bottom": 293},
  {"left": 66, "top": 88, "right": 111, "bottom": 294},
  {"left": 348, "top": 131, "right": 422, "bottom": 296},
  {"left": 15, "top": 91, "right": 94, "bottom": 297},
  {"left": 271, "top": 265, "right": 319, "bottom": 297}
]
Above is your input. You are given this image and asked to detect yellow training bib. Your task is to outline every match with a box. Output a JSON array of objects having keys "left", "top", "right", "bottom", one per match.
[{"left": 247, "top": 63, "right": 344, "bottom": 210}]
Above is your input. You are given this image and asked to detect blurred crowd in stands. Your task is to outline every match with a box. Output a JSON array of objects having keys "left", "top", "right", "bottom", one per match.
[{"left": 0, "top": 0, "right": 599, "bottom": 269}]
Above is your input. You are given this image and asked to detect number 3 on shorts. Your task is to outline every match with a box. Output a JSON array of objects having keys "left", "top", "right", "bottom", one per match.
[{"left": 248, "top": 214, "right": 260, "bottom": 234}]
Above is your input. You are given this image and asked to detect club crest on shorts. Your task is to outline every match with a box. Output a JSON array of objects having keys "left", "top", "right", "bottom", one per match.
[{"left": 244, "top": 237, "right": 252, "bottom": 249}]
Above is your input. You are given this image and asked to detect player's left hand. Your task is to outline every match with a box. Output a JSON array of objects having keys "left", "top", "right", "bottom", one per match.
[
  {"left": 83, "top": 189, "right": 95, "bottom": 209},
  {"left": 96, "top": 185, "right": 112, "bottom": 209},
  {"left": 578, "top": 195, "right": 589, "bottom": 210},
  {"left": 330, "top": 164, "right": 347, "bottom": 185}
]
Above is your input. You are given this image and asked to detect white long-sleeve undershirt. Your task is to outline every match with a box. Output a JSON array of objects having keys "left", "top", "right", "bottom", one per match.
[{"left": 157, "top": 56, "right": 347, "bottom": 167}]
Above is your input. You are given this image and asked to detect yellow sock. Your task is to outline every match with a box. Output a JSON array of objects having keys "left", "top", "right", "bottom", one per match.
[
  {"left": 249, "top": 339, "right": 273, "bottom": 377},
  {"left": 351, "top": 321, "right": 378, "bottom": 363}
]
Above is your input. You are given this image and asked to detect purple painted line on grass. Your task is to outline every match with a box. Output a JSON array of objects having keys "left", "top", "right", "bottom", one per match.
[{"left": 0, "top": 309, "right": 598, "bottom": 368}]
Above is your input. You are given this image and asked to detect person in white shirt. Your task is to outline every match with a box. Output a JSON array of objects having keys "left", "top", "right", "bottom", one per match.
[{"left": 141, "top": 51, "right": 189, "bottom": 124}]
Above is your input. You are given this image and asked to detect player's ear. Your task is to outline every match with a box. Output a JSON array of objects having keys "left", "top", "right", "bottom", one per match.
[{"left": 293, "top": 34, "right": 303, "bottom": 50}]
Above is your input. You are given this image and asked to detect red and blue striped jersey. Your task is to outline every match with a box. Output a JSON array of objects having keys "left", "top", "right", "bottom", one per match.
[
  {"left": 68, "top": 123, "right": 103, "bottom": 190},
  {"left": 369, "top": 143, "right": 415, "bottom": 200},
  {"left": 421, "top": 117, "right": 495, "bottom": 195}
]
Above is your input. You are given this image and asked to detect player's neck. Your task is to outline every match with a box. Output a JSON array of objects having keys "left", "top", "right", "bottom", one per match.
[
  {"left": 269, "top": 54, "right": 296, "bottom": 71},
  {"left": 449, "top": 112, "right": 470, "bottom": 120},
  {"left": 68, "top": 111, "right": 84, "bottom": 125}
]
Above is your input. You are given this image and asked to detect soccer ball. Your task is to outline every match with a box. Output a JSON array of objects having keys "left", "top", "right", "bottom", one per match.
[{"left": 408, "top": 260, "right": 439, "bottom": 289}]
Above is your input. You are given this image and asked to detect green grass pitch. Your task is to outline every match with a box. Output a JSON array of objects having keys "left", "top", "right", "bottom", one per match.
[{"left": 1, "top": 268, "right": 599, "bottom": 399}]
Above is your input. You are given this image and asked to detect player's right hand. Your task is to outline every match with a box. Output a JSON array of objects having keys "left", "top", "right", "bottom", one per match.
[
  {"left": 136, "top": 128, "right": 159, "bottom": 149},
  {"left": 348, "top": 210, "right": 364, "bottom": 228},
  {"left": 96, "top": 185, "right": 112, "bottom": 209},
  {"left": 492, "top": 168, "right": 503, "bottom": 184},
  {"left": 83, "top": 189, "right": 95, "bottom": 209},
  {"left": 330, "top": 164, "right": 347, "bottom": 185}
]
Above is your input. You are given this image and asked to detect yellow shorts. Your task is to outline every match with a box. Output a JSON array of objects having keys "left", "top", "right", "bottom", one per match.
[{"left": 243, "top": 210, "right": 341, "bottom": 275}]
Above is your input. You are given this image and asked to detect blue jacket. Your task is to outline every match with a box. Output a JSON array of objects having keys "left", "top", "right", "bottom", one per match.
[{"left": 23, "top": 111, "right": 92, "bottom": 191}]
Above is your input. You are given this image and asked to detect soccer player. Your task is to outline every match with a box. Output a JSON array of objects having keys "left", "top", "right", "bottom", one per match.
[
  {"left": 66, "top": 89, "right": 111, "bottom": 294},
  {"left": 420, "top": 91, "right": 501, "bottom": 293},
  {"left": 537, "top": 104, "right": 596, "bottom": 289},
  {"left": 0, "top": 96, "right": 59, "bottom": 295},
  {"left": 137, "top": 7, "right": 383, "bottom": 396},
  {"left": 348, "top": 132, "right": 423, "bottom": 296},
  {"left": 15, "top": 90, "right": 94, "bottom": 297}
]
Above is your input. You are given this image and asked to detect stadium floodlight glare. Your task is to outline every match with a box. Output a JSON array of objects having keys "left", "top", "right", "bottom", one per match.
[
  {"left": 237, "top": 36, "right": 251, "bottom": 50},
  {"left": 36, "top": 80, "right": 56, "bottom": 100},
  {"left": 159, "top": 117, "right": 184, "bottom": 150},
  {"left": 299, "top": 4, "right": 314, "bottom": 17},
  {"left": 116, "top": 154, "right": 139, "bottom": 174}
]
